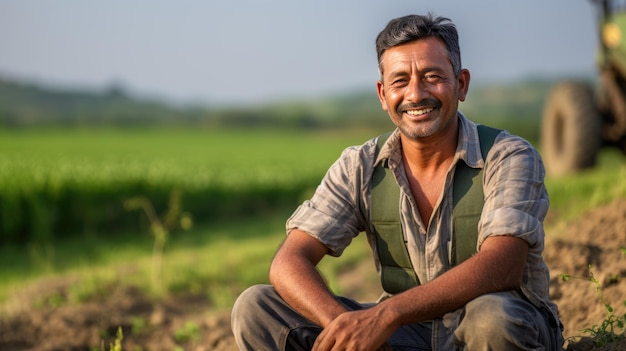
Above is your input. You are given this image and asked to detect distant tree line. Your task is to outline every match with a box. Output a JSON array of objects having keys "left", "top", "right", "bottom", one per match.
[
  {"left": 0, "top": 77, "right": 390, "bottom": 130},
  {"left": 0, "top": 75, "right": 572, "bottom": 141}
]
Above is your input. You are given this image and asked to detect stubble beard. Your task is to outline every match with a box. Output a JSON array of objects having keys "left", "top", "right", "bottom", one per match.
[
  {"left": 397, "top": 117, "right": 442, "bottom": 140},
  {"left": 394, "top": 98, "right": 444, "bottom": 140}
]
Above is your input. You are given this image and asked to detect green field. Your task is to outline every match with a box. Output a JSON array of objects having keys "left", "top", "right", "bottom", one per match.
[
  {"left": 0, "top": 127, "right": 389, "bottom": 244},
  {"left": 0, "top": 127, "right": 385, "bottom": 190},
  {"left": 0, "top": 127, "right": 389, "bottom": 307},
  {"left": 0, "top": 127, "right": 625, "bottom": 310}
]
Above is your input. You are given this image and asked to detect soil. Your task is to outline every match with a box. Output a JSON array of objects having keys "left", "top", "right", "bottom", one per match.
[{"left": 0, "top": 199, "right": 625, "bottom": 351}]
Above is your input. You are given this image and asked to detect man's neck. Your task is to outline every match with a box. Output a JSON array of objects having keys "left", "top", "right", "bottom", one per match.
[{"left": 400, "top": 123, "right": 458, "bottom": 173}]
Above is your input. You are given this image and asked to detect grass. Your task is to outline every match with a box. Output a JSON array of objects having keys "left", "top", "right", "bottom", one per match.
[
  {"left": 0, "top": 212, "right": 281, "bottom": 308},
  {"left": 0, "top": 207, "right": 375, "bottom": 312},
  {"left": 544, "top": 148, "right": 626, "bottom": 236}
]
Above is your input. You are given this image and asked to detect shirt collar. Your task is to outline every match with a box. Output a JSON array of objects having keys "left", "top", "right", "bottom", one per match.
[{"left": 374, "top": 111, "right": 485, "bottom": 169}]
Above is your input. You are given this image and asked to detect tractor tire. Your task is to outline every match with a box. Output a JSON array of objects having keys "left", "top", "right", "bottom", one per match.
[{"left": 541, "top": 82, "right": 601, "bottom": 176}]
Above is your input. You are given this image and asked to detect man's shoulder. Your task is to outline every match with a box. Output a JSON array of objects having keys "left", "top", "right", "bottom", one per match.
[
  {"left": 324, "top": 135, "right": 382, "bottom": 183},
  {"left": 491, "top": 130, "right": 539, "bottom": 155},
  {"left": 337, "top": 134, "right": 386, "bottom": 164},
  {"left": 463, "top": 116, "right": 538, "bottom": 156}
]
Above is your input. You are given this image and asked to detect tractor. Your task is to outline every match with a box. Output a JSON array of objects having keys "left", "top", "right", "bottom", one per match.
[{"left": 541, "top": 0, "right": 626, "bottom": 175}]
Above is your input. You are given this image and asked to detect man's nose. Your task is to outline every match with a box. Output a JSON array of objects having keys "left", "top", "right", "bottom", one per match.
[{"left": 405, "top": 77, "right": 427, "bottom": 102}]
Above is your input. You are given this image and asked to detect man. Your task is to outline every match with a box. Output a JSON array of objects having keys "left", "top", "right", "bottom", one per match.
[{"left": 232, "top": 14, "right": 564, "bottom": 350}]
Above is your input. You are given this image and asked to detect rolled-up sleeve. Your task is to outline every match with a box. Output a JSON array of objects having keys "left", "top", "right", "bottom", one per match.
[
  {"left": 286, "top": 145, "right": 368, "bottom": 256},
  {"left": 478, "top": 135, "right": 549, "bottom": 250}
]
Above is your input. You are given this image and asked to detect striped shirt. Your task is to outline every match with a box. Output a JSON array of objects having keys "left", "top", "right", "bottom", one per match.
[{"left": 287, "top": 112, "right": 558, "bottom": 320}]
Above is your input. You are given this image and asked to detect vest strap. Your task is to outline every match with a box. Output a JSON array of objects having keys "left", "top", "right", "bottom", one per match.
[{"left": 371, "top": 125, "right": 501, "bottom": 294}]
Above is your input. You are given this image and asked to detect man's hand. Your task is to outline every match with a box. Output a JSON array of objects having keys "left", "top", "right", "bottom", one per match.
[{"left": 312, "top": 308, "right": 397, "bottom": 351}]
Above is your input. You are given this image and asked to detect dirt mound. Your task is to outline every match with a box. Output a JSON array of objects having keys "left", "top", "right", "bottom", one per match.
[
  {"left": 545, "top": 198, "right": 626, "bottom": 350},
  {"left": 0, "top": 199, "right": 625, "bottom": 351},
  {"left": 0, "top": 284, "right": 234, "bottom": 351}
]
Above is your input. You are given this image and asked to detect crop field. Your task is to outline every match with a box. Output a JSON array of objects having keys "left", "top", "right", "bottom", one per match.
[
  {"left": 0, "top": 126, "right": 391, "bottom": 301},
  {"left": 2, "top": 126, "right": 624, "bottom": 244},
  {"left": 0, "top": 127, "right": 381, "bottom": 190},
  {"left": 0, "top": 127, "right": 388, "bottom": 244}
]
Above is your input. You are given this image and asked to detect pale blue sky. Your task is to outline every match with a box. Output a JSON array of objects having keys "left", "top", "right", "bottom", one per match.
[{"left": 0, "top": 0, "right": 598, "bottom": 105}]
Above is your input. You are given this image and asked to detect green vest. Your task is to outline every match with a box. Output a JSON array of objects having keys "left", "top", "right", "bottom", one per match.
[{"left": 370, "top": 125, "right": 501, "bottom": 294}]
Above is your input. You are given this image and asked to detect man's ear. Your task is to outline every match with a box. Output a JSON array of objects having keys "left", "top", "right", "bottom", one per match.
[
  {"left": 376, "top": 80, "right": 389, "bottom": 111},
  {"left": 457, "top": 68, "right": 471, "bottom": 102}
]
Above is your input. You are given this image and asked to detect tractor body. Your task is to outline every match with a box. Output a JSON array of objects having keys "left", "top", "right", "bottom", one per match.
[{"left": 542, "top": 0, "right": 626, "bottom": 175}]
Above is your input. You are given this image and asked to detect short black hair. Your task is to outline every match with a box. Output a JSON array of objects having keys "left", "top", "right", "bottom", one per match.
[{"left": 375, "top": 14, "right": 462, "bottom": 77}]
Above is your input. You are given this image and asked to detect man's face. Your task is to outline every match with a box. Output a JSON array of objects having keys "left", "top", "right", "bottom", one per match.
[{"left": 376, "top": 37, "right": 469, "bottom": 141}]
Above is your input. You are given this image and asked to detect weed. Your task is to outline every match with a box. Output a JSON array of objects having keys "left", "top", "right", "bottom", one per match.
[
  {"left": 124, "top": 189, "right": 192, "bottom": 295},
  {"left": 560, "top": 260, "right": 626, "bottom": 347},
  {"left": 130, "top": 316, "right": 146, "bottom": 336},
  {"left": 174, "top": 321, "right": 200, "bottom": 343},
  {"left": 34, "top": 292, "right": 66, "bottom": 309},
  {"left": 105, "top": 326, "right": 123, "bottom": 351}
]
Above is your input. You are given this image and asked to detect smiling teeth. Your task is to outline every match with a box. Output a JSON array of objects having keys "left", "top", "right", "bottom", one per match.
[{"left": 406, "top": 108, "right": 434, "bottom": 116}]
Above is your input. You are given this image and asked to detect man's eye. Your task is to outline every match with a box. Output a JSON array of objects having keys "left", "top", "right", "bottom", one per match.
[
  {"left": 391, "top": 78, "right": 408, "bottom": 86},
  {"left": 425, "top": 74, "right": 442, "bottom": 82}
]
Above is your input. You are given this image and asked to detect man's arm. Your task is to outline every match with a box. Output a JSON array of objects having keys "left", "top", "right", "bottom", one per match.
[
  {"left": 376, "top": 235, "right": 529, "bottom": 325},
  {"left": 312, "top": 235, "right": 529, "bottom": 351},
  {"left": 269, "top": 229, "right": 347, "bottom": 327}
]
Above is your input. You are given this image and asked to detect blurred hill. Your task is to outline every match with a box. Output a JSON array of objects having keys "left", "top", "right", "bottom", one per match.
[
  {"left": 0, "top": 78, "right": 204, "bottom": 127},
  {"left": 0, "top": 75, "right": 574, "bottom": 141}
]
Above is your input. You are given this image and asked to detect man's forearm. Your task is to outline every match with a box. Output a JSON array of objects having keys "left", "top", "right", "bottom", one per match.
[
  {"left": 270, "top": 256, "right": 346, "bottom": 327},
  {"left": 374, "top": 235, "right": 528, "bottom": 327},
  {"left": 269, "top": 230, "right": 348, "bottom": 327}
]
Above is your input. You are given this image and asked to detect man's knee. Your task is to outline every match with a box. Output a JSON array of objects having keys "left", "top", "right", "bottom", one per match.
[
  {"left": 463, "top": 292, "right": 532, "bottom": 333},
  {"left": 231, "top": 285, "right": 276, "bottom": 348},
  {"left": 232, "top": 285, "right": 273, "bottom": 331},
  {"left": 455, "top": 292, "right": 549, "bottom": 350},
  {"left": 232, "top": 284, "right": 322, "bottom": 351}
]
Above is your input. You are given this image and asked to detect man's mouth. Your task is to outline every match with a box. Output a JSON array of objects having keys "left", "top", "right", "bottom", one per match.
[
  {"left": 397, "top": 99, "right": 441, "bottom": 118},
  {"left": 405, "top": 107, "right": 434, "bottom": 116}
]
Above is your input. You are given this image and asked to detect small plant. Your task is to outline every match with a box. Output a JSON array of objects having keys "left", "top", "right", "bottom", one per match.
[
  {"left": 130, "top": 316, "right": 146, "bottom": 336},
  {"left": 560, "top": 262, "right": 626, "bottom": 347},
  {"left": 44, "top": 292, "right": 66, "bottom": 308},
  {"left": 174, "top": 321, "right": 200, "bottom": 343},
  {"left": 109, "top": 326, "right": 123, "bottom": 351},
  {"left": 97, "top": 326, "right": 124, "bottom": 351},
  {"left": 124, "top": 189, "right": 192, "bottom": 295}
]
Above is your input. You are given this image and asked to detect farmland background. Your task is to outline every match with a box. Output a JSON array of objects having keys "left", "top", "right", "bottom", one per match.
[
  {"left": 0, "top": 74, "right": 558, "bottom": 300},
  {"left": 2, "top": 75, "right": 626, "bottom": 350},
  {"left": 0, "top": 76, "right": 551, "bottom": 246}
]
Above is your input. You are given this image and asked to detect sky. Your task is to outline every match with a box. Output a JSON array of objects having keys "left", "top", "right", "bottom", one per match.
[{"left": 0, "top": 0, "right": 599, "bottom": 106}]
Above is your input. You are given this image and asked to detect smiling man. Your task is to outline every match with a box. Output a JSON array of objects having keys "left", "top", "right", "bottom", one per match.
[{"left": 232, "top": 14, "right": 564, "bottom": 351}]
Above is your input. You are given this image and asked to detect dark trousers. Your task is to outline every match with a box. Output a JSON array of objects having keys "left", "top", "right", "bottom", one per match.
[{"left": 231, "top": 285, "right": 564, "bottom": 350}]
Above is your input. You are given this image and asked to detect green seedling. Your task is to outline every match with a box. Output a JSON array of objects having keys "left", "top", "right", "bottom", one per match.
[
  {"left": 124, "top": 189, "right": 192, "bottom": 295},
  {"left": 560, "top": 259, "right": 626, "bottom": 347}
]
